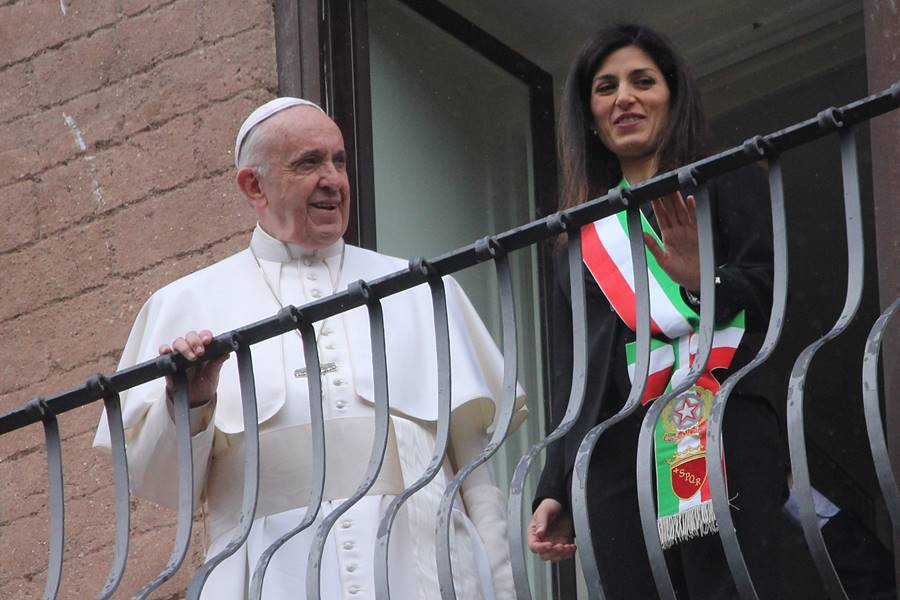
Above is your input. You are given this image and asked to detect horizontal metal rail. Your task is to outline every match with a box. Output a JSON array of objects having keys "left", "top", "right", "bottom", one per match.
[{"left": 2, "top": 81, "right": 898, "bottom": 599}]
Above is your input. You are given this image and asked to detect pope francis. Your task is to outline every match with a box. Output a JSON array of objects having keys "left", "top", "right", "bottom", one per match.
[{"left": 93, "top": 98, "right": 525, "bottom": 599}]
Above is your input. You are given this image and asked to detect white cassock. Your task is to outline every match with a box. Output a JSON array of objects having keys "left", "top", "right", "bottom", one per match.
[{"left": 93, "top": 225, "right": 526, "bottom": 599}]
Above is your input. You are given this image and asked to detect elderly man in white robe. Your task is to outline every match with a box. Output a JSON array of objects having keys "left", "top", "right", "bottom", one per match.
[{"left": 93, "top": 98, "right": 524, "bottom": 599}]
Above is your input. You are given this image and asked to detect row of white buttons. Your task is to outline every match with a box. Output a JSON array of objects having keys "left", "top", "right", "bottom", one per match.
[{"left": 334, "top": 512, "right": 364, "bottom": 597}]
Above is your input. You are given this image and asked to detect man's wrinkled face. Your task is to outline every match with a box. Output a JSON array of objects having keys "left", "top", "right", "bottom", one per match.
[{"left": 243, "top": 106, "right": 351, "bottom": 248}]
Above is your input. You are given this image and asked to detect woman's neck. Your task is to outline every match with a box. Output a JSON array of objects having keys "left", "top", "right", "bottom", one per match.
[{"left": 619, "top": 154, "right": 658, "bottom": 185}]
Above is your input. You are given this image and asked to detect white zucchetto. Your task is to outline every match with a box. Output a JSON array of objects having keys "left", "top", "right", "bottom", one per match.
[{"left": 233, "top": 97, "right": 326, "bottom": 168}]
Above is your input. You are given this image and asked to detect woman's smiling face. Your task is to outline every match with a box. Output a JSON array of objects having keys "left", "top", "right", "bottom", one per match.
[{"left": 590, "top": 45, "right": 671, "bottom": 164}]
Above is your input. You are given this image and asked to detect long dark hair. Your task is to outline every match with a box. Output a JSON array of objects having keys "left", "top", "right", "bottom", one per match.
[{"left": 557, "top": 24, "right": 708, "bottom": 212}]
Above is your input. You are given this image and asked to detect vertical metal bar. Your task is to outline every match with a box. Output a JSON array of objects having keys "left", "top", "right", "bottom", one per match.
[
  {"left": 27, "top": 398, "right": 64, "bottom": 600},
  {"left": 862, "top": 298, "right": 900, "bottom": 531},
  {"left": 374, "top": 259, "right": 451, "bottom": 599},
  {"left": 508, "top": 214, "right": 588, "bottom": 600},
  {"left": 706, "top": 143, "right": 788, "bottom": 600},
  {"left": 188, "top": 337, "right": 257, "bottom": 599},
  {"left": 787, "top": 118, "right": 863, "bottom": 600},
  {"left": 436, "top": 238, "right": 519, "bottom": 599},
  {"left": 571, "top": 192, "right": 652, "bottom": 600},
  {"left": 86, "top": 374, "right": 131, "bottom": 600},
  {"left": 250, "top": 309, "right": 327, "bottom": 599},
  {"left": 306, "top": 281, "right": 390, "bottom": 600},
  {"left": 636, "top": 170, "right": 717, "bottom": 600},
  {"left": 134, "top": 369, "right": 195, "bottom": 600}
]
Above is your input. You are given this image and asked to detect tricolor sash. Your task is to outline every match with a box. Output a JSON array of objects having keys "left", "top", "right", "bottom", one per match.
[{"left": 581, "top": 183, "right": 745, "bottom": 548}]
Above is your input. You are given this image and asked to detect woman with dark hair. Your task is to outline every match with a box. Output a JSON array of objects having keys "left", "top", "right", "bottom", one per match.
[{"left": 528, "top": 24, "right": 787, "bottom": 598}]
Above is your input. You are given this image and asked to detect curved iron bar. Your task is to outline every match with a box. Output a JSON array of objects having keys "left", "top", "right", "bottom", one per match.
[
  {"left": 785, "top": 122, "right": 863, "bottom": 600},
  {"left": 373, "top": 258, "right": 451, "bottom": 599},
  {"left": 187, "top": 335, "right": 258, "bottom": 599},
  {"left": 636, "top": 170, "right": 718, "bottom": 600},
  {"left": 26, "top": 398, "right": 64, "bottom": 600},
  {"left": 862, "top": 297, "right": 900, "bottom": 531},
  {"left": 705, "top": 142, "right": 788, "bottom": 600},
  {"left": 249, "top": 309, "right": 327, "bottom": 599},
  {"left": 571, "top": 193, "right": 652, "bottom": 600},
  {"left": 436, "top": 237, "right": 519, "bottom": 599},
  {"left": 86, "top": 374, "right": 131, "bottom": 600},
  {"left": 134, "top": 368, "right": 195, "bottom": 599},
  {"left": 508, "top": 214, "right": 590, "bottom": 600},
  {"left": 306, "top": 280, "right": 391, "bottom": 600}
]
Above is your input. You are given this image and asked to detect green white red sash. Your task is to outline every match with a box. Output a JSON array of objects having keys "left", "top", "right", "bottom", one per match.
[{"left": 581, "top": 185, "right": 745, "bottom": 548}]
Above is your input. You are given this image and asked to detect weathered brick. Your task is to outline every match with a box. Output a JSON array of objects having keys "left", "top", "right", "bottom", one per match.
[
  {"left": 106, "top": 0, "right": 202, "bottom": 83},
  {"left": 0, "top": 512, "right": 49, "bottom": 587},
  {"left": 0, "top": 111, "right": 77, "bottom": 188},
  {"left": 121, "top": 0, "right": 179, "bottom": 17},
  {"left": 31, "top": 159, "right": 105, "bottom": 236},
  {"left": 71, "top": 26, "right": 275, "bottom": 155},
  {"left": 0, "top": 238, "right": 239, "bottom": 400},
  {"left": 0, "top": 438, "right": 75, "bottom": 527},
  {"left": 200, "top": 0, "right": 273, "bottom": 43},
  {"left": 33, "top": 105, "right": 216, "bottom": 235},
  {"left": 0, "top": 427, "right": 44, "bottom": 465},
  {"left": 89, "top": 93, "right": 265, "bottom": 216},
  {"left": 0, "top": 61, "right": 37, "bottom": 125},
  {"left": 192, "top": 90, "right": 272, "bottom": 172},
  {"left": 0, "top": 179, "right": 39, "bottom": 252},
  {"left": 0, "top": 278, "right": 139, "bottom": 392},
  {"left": 0, "top": 578, "right": 40, "bottom": 600},
  {"left": 0, "top": 324, "right": 51, "bottom": 401},
  {"left": 29, "top": 28, "right": 115, "bottom": 110},
  {"left": 0, "top": 221, "right": 113, "bottom": 322},
  {"left": 124, "top": 27, "right": 276, "bottom": 130},
  {"left": 0, "top": 0, "right": 120, "bottom": 68},
  {"left": 0, "top": 27, "right": 275, "bottom": 188},
  {"left": 107, "top": 172, "right": 254, "bottom": 275}
]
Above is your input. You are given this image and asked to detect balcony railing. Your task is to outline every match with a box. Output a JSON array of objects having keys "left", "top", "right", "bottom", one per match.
[{"left": 1, "top": 82, "right": 899, "bottom": 600}]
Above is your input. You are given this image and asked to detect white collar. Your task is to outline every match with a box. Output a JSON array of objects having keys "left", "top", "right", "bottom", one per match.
[{"left": 250, "top": 224, "right": 344, "bottom": 263}]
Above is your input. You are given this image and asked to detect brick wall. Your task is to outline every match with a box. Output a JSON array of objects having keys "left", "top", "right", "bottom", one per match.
[{"left": 0, "top": 1, "right": 278, "bottom": 597}]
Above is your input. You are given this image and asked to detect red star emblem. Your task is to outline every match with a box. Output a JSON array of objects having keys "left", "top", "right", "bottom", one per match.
[{"left": 673, "top": 395, "right": 701, "bottom": 427}]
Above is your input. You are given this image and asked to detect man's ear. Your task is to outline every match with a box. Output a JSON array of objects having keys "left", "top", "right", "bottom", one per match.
[{"left": 236, "top": 167, "right": 266, "bottom": 209}]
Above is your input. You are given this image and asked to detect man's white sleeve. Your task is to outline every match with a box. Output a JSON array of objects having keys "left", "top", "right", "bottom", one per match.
[{"left": 123, "top": 393, "right": 216, "bottom": 509}]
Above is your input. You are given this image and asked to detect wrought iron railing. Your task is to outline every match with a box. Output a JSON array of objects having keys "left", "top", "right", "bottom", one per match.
[{"left": 1, "top": 82, "right": 899, "bottom": 600}]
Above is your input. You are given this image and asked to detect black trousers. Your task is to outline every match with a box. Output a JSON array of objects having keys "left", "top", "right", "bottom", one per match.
[{"left": 582, "top": 393, "right": 788, "bottom": 599}]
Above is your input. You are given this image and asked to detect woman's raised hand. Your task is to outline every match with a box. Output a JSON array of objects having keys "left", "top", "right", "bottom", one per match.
[{"left": 644, "top": 192, "right": 701, "bottom": 292}]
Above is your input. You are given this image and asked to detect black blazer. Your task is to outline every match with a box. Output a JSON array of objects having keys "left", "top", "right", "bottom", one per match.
[{"left": 534, "top": 164, "right": 775, "bottom": 507}]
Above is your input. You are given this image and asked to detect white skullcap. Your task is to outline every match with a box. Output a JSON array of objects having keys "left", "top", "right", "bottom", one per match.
[{"left": 233, "top": 97, "right": 326, "bottom": 168}]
